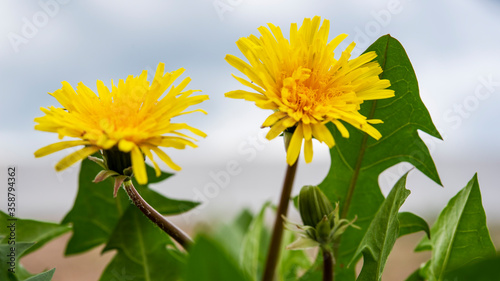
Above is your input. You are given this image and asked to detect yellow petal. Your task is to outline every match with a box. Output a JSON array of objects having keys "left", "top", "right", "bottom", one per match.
[
  {"left": 361, "top": 124, "right": 382, "bottom": 140},
  {"left": 225, "top": 90, "right": 268, "bottom": 102},
  {"left": 262, "top": 111, "right": 287, "bottom": 127},
  {"left": 96, "top": 80, "right": 112, "bottom": 104},
  {"left": 151, "top": 147, "right": 181, "bottom": 171},
  {"left": 35, "top": 140, "right": 91, "bottom": 157},
  {"left": 141, "top": 147, "right": 161, "bottom": 177},
  {"left": 231, "top": 74, "right": 266, "bottom": 94},
  {"left": 311, "top": 123, "right": 335, "bottom": 148},
  {"left": 332, "top": 120, "right": 350, "bottom": 138},
  {"left": 131, "top": 146, "right": 147, "bottom": 185},
  {"left": 225, "top": 54, "right": 263, "bottom": 86},
  {"left": 266, "top": 118, "right": 288, "bottom": 140},
  {"left": 159, "top": 137, "right": 197, "bottom": 149},
  {"left": 356, "top": 88, "right": 394, "bottom": 100},
  {"left": 283, "top": 117, "right": 297, "bottom": 128},
  {"left": 367, "top": 119, "right": 383, "bottom": 124},
  {"left": 304, "top": 138, "right": 313, "bottom": 163},
  {"left": 167, "top": 123, "right": 207, "bottom": 138},
  {"left": 118, "top": 139, "right": 135, "bottom": 152},
  {"left": 286, "top": 123, "right": 303, "bottom": 165},
  {"left": 303, "top": 123, "right": 312, "bottom": 141},
  {"left": 55, "top": 146, "right": 99, "bottom": 171},
  {"left": 177, "top": 109, "right": 208, "bottom": 116}
]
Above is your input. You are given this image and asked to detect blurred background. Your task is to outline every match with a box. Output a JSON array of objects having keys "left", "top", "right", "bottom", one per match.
[{"left": 1, "top": 0, "right": 499, "bottom": 280}]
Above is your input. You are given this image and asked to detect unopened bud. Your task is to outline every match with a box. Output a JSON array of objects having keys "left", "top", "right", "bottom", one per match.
[{"left": 298, "top": 185, "right": 334, "bottom": 228}]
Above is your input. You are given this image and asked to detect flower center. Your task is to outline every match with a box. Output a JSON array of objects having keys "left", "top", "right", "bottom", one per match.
[{"left": 280, "top": 67, "right": 347, "bottom": 122}]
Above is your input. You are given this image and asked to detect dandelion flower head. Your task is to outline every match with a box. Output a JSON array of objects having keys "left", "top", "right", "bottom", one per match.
[
  {"left": 34, "top": 63, "right": 208, "bottom": 184},
  {"left": 225, "top": 16, "right": 394, "bottom": 165}
]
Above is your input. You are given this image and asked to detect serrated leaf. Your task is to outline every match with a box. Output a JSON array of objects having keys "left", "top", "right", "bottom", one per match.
[
  {"left": 398, "top": 212, "right": 430, "bottom": 238},
  {"left": 62, "top": 156, "right": 198, "bottom": 255},
  {"left": 318, "top": 35, "right": 441, "bottom": 279},
  {"left": 352, "top": 173, "right": 411, "bottom": 281},
  {"left": 415, "top": 174, "right": 496, "bottom": 281},
  {"left": 0, "top": 212, "right": 70, "bottom": 257},
  {"left": 184, "top": 235, "right": 252, "bottom": 281},
  {"left": 99, "top": 206, "right": 185, "bottom": 281}
]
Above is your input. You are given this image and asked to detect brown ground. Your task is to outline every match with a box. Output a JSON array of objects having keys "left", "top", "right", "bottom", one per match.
[{"left": 22, "top": 227, "right": 499, "bottom": 281}]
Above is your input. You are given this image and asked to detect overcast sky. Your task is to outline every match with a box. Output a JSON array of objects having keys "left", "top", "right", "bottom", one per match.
[{"left": 1, "top": 0, "right": 499, "bottom": 225}]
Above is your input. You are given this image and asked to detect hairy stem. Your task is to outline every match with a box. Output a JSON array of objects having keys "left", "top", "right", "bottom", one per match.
[
  {"left": 322, "top": 247, "right": 334, "bottom": 281},
  {"left": 123, "top": 180, "right": 192, "bottom": 250},
  {"left": 262, "top": 161, "right": 298, "bottom": 281}
]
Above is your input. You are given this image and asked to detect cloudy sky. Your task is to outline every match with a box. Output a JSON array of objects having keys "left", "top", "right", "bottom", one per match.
[{"left": 1, "top": 0, "right": 499, "bottom": 226}]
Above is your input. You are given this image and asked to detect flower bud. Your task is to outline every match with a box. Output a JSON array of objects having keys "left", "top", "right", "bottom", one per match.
[{"left": 298, "top": 185, "right": 334, "bottom": 228}]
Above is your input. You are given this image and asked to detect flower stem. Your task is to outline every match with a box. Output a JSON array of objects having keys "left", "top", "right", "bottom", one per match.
[
  {"left": 322, "top": 247, "right": 334, "bottom": 281},
  {"left": 123, "top": 180, "right": 193, "bottom": 250},
  {"left": 262, "top": 161, "right": 298, "bottom": 281}
]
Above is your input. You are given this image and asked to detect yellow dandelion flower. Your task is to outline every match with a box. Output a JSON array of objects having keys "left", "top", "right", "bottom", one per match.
[
  {"left": 225, "top": 16, "right": 394, "bottom": 165},
  {"left": 35, "top": 62, "right": 209, "bottom": 185}
]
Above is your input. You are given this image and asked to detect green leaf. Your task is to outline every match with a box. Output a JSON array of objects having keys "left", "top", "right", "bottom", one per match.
[
  {"left": 0, "top": 212, "right": 70, "bottom": 257},
  {"left": 415, "top": 174, "right": 496, "bottom": 281},
  {"left": 0, "top": 242, "right": 55, "bottom": 281},
  {"left": 62, "top": 156, "right": 198, "bottom": 255},
  {"left": 398, "top": 212, "right": 430, "bottom": 238},
  {"left": 443, "top": 254, "right": 500, "bottom": 281},
  {"left": 319, "top": 35, "right": 441, "bottom": 279},
  {"left": 352, "top": 173, "right": 411, "bottom": 281},
  {"left": 99, "top": 205, "right": 185, "bottom": 281},
  {"left": 240, "top": 202, "right": 271, "bottom": 280},
  {"left": 23, "top": 269, "right": 56, "bottom": 281},
  {"left": 0, "top": 242, "right": 33, "bottom": 281},
  {"left": 184, "top": 235, "right": 252, "bottom": 281}
]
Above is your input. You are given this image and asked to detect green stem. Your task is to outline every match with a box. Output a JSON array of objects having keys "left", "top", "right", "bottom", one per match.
[
  {"left": 262, "top": 160, "right": 298, "bottom": 281},
  {"left": 322, "top": 247, "right": 334, "bottom": 281},
  {"left": 123, "top": 180, "right": 193, "bottom": 250}
]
